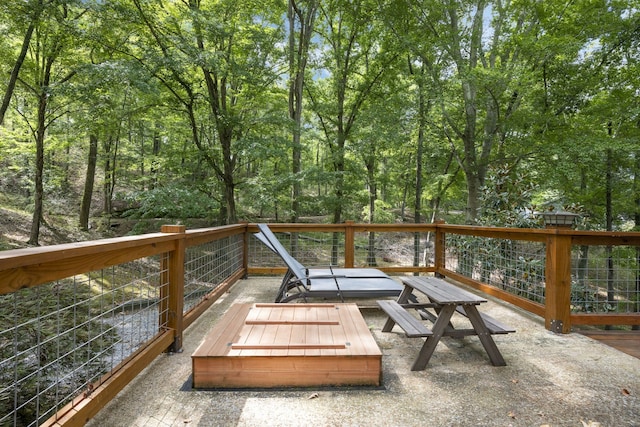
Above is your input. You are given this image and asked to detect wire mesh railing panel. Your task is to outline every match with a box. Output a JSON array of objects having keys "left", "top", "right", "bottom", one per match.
[
  {"left": 3, "top": 225, "right": 639, "bottom": 427},
  {"left": 184, "top": 235, "right": 244, "bottom": 312},
  {"left": 445, "top": 234, "right": 547, "bottom": 304},
  {"left": 0, "top": 256, "right": 167, "bottom": 427},
  {"left": 352, "top": 231, "right": 433, "bottom": 269},
  {"left": 571, "top": 245, "right": 640, "bottom": 314},
  {"left": 248, "top": 230, "right": 346, "bottom": 269}
]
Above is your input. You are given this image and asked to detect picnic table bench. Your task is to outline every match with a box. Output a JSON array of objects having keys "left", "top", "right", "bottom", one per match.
[{"left": 378, "top": 276, "right": 515, "bottom": 370}]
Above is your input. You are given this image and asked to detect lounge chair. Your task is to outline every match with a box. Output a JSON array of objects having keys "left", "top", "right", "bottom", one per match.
[{"left": 253, "top": 223, "right": 404, "bottom": 303}]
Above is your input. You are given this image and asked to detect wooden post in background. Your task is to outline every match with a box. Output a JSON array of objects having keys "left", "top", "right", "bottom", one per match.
[
  {"left": 434, "top": 220, "right": 446, "bottom": 278},
  {"left": 344, "top": 221, "right": 355, "bottom": 268},
  {"left": 241, "top": 221, "right": 249, "bottom": 278},
  {"left": 545, "top": 231, "right": 573, "bottom": 333},
  {"left": 160, "top": 225, "right": 186, "bottom": 352}
]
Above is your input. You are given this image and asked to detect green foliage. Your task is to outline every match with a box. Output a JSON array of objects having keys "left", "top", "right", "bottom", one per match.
[
  {"left": 0, "top": 0, "right": 638, "bottom": 233},
  {"left": 121, "top": 185, "right": 218, "bottom": 220},
  {"left": 478, "top": 165, "right": 539, "bottom": 228},
  {"left": 361, "top": 199, "right": 395, "bottom": 224}
]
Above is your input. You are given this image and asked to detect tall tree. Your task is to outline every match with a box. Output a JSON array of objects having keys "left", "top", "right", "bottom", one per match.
[
  {"left": 117, "top": 0, "right": 284, "bottom": 224},
  {"left": 387, "top": 0, "right": 555, "bottom": 222},
  {"left": 0, "top": 0, "right": 49, "bottom": 126},
  {"left": 79, "top": 134, "right": 98, "bottom": 230},
  {"left": 14, "top": 1, "right": 84, "bottom": 245},
  {"left": 309, "top": 0, "right": 397, "bottom": 226},
  {"left": 288, "top": 0, "right": 318, "bottom": 223}
]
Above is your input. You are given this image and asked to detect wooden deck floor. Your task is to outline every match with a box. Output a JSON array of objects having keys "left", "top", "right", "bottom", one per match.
[
  {"left": 577, "top": 329, "right": 640, "bottom": 359},
  {"left": 191, "top": 303, "right": 382, "bottom": 388}
]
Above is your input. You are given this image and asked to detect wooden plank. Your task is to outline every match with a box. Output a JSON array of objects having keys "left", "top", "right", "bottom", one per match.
[
  {"left": 304, "top": 305, "right": 321, "bottom": 357},
  {"left": 192, "top": 303, "right": 251, "bottom": 356},
  {"left": 317, "top": 304, "right": 338, "bottom": 357},
  {"left": 576, "top": 330, "right": 640, "bottom": 359},
  {"left": 231, "top": 343, "right": 346, "bottom": 350},
  {"left": 378, "top": 300, "right": 433, "bottom": 337},
  {"left": 339, "top": 304, "right": 381, "bottom": 357},
  {"left": 400, "top": 276, "right": 486, "bottom": 304},
  {"left": 455, "top": 306, "right": 515, "bottom": 334},
  {"left": 287, "top": 305, "right": 307, "bottom": 356},
  {"left": 245, "top": 320, "right": 339, "bottom": 325},
  {"left": 571, "top": 313, "right": 640, "bottom": 326},
  {"left": 183, "top": 224, "right": 245, "bottom": 248},
  {"left": 254, "top": 303, "right": 336, "bottom": 308},
  {"left": 1, "top": 238, "right": 178, "bottom": 295},
  {"left": 268, "top": 303, "right": 291, "bottom": 357},
  {"left": 330, "top": 306, "right": 348, "bottom": 356},
  {"left": 230, "top": 304, "right": 266, "bottom": 357},
  {"left": 337, "top": 305, "right": 362, "bottom": 355},
  {"left": 194, "top": 355, "right": 380, "bottom": 388}
]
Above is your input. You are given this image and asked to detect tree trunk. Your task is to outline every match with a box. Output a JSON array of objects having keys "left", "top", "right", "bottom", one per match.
[
  {"left": 605, "top": 144, "right": 615, "bottom": 329},
  {"left": 465, "top": 172, "right": 481, "bottom": 223},
  {"left": 413, "top": 66, "right": 426, "bottom": 269},
  {"left": 28, "top": 50, "right": 56, "bottom": 246},
  {"left": 28, "top": 91, "right": 47, "bottom": 246},
  {"left": 103, "top": 134, "right": 118, "bottom": 216},
  {"left": 330, "top": 133, "right": 346, "bottom": 265},
  {"left": 0, "top": 0, "right": 43, "bottom": 125},
  {"left": 188, "top": 0, "right": 237, "bottom": 225},
  {"left": 79, "top": 134, "right": 98, "bottom": 231},
  {"left": 220, "top": 130, "right": 237, "bottom": 224},
  {"left": 288, "top": 0, "right": 317, "bottom": 257},
  {"left": 151, "top": 129, "right": 160, "bottom": 190},
  {"left": 365, "top": 155, "right": 377, "bottom": 266},
  {"left": 288, "top": 0, "right": 317, "bottom": 224}
]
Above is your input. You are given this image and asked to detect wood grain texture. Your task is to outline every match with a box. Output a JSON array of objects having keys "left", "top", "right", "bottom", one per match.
[{"left": 191, "top": 303, "right": 381, "bottom": 388}]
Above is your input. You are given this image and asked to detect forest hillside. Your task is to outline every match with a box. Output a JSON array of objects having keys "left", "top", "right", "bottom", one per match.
[
  {"left": 0, "top": 198, "right": 111, "bottom": 250},
  {"left": 0, "top": 193, "right": 221, "bottom": 250}
]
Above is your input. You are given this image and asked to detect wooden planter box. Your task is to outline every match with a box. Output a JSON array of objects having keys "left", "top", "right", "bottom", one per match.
[{"left": 192, "top": 303, "right": 382, "bottom": 388}]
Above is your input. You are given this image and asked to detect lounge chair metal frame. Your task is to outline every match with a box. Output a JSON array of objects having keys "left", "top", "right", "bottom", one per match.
[{"left": 253, "top": 224, "right": 404, "bottom": 303}]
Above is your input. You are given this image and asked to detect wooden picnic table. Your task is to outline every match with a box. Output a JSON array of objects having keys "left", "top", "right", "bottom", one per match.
[{"left": 378, "top": 276, "right": 514, "bottom": 371}]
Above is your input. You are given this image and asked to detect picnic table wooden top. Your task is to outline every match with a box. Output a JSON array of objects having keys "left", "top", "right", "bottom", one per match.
[{"left": 399, "top": 276, "right": 487, "bottom": 305}]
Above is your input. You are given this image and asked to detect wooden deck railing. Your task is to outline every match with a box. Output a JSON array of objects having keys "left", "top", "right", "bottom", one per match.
[
  {"left": 433, "top": 224, "right": 640, "bottom": 333},
  {"left": 1, "top": 222, "right": 639, "bottom": 426},
  {"left": 0, "top": 224, "right": 247, "bottom": 427}
]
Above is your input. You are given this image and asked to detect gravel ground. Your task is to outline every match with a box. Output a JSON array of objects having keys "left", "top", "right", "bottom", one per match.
[{"left": 86, "top": 278, "right": 640, "bottom": 427}]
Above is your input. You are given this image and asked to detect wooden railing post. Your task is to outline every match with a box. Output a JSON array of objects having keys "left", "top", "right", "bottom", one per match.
[
  {"left": 160, "top": 225, "right": 186, "bottom": 352},
  {"left": 344, "top": 221, "right": 355, "bottom": 268},
  {"left": 434, "top": 220, "right": 446, "bottom": 278},
  {"left": 545, "top": 231, "right": 573, "bottom": 333},
  {"left": 241, "top": 221, "right": 249, "bottom": 279}
]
